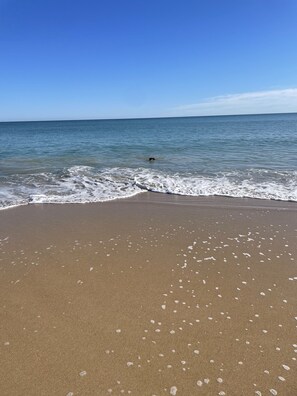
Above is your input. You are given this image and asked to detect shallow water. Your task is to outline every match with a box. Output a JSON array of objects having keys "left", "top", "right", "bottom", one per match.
[{"left": 0, "top": 113, "right": 297, "bottom": 208}]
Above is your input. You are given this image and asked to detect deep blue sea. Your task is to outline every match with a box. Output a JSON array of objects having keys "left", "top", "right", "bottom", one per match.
[{"left": 0, "top": 113, "right": 297, "bottom": 209}]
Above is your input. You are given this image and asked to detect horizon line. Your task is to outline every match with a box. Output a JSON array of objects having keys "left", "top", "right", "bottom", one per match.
[{"left": 1, "top": 111, "right": 297, "bottom": 124}]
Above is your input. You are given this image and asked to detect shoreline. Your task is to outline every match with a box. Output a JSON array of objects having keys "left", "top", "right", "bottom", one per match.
[
  {"left": 1, "top": 193, "right": 297, "bottom": 395},
  {"left": 2, "top": 191, "right": 297, "bottom": 214}
]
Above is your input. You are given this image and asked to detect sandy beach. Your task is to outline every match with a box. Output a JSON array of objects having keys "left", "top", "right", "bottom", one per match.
[{"left": 1, "top": 193, "right": 297, "bottom": 396}]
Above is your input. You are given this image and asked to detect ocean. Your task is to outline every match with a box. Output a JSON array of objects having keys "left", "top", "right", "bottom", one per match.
[{"left": 0, "top": 113, "right": 297, "bottom": 209}]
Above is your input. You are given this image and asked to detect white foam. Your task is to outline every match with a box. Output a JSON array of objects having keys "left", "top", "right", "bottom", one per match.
[{"left": 1, "top": 166, "right": 297, "bottom": 209}]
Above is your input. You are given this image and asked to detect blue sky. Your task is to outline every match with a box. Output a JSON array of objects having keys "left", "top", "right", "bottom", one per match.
[{"left": 1, "top": 0, "right": 297, "bottom": 121}]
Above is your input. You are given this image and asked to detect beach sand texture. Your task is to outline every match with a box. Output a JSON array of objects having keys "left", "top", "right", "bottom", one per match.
[{"left": 1, "top": 193, "right": 297, "bottom": 395}]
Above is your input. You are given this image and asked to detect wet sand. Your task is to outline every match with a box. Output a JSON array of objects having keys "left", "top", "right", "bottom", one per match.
[{"left": 1, "top": 193, "right": 297, "bottom": 396}]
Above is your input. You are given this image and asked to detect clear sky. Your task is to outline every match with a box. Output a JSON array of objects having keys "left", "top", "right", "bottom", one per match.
[{"left": 1, "top": 0, "right": 297, "bottom": 121}]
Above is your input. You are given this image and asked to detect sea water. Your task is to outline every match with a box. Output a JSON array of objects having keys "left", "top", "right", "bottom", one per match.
[{"left": 0, "top": 113, "right": 297, "bottom": 209}]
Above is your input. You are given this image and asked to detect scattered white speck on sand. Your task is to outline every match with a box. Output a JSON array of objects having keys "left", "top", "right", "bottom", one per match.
[
  {"left": 161, "top": 304, "right": 166, "bottom": 310},
  {"left": 79, "top": 371, "right": 87, "bottom": 377},
  {"left": 127, "top": 362, "right": 134, "bottom": 367},
  {"left": 170, "top": 386, "right": 177, "bottom": 395},
  {"left": 217, "top": 378, "right": 223, "bottom": 383},
  {"left": 282, "top": 364, "right": 290, "bottom": 370},
  {"left": 66, "top": 393, "right": 74, "bottom": 396},
  {"left": 4, "top": 342, "right": 10, "bottom": 346},
  {"left": 116, "top": 329, "right": 121, "bottom": 333},
  {"left": 255, "top": 391, "right": 262, "bottom": 396},
  {"left": 218, "top": 392, "right": 226, "bottom": 396},
  {"left": 278, "top": 376, "right": 285, "bottom": 381},
  {"left": 269, "top": 389, "right": 277, "bottom": 395},
  {"left": 197, "top": 380, "right": 203, "bottom": 387}
]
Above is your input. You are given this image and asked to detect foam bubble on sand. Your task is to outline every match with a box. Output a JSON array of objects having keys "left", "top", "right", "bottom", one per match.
[
  {"left": 269, "top": 390, "right": 277, "bottom": 395},
  {"left": 282, "top": 364, "right": 290, "bottom": 370}
]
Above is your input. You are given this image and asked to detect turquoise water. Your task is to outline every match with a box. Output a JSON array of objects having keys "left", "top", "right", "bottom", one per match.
[{"left": 0, "top": 113, "right": 297, "bottom": 208}]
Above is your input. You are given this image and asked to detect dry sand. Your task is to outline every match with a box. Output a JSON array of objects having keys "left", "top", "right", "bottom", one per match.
[{"left": 0, "top": 193, "right": 297, "bottom": 395}]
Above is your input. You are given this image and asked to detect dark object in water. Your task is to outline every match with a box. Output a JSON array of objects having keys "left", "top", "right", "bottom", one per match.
[{"left": 149, "top": 157, "right": 155, "bottom": 161}]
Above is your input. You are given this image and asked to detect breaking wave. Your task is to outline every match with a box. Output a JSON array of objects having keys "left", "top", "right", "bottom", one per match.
[{"left": 1, "top": 166, "right": 297, "bottom": 209}]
